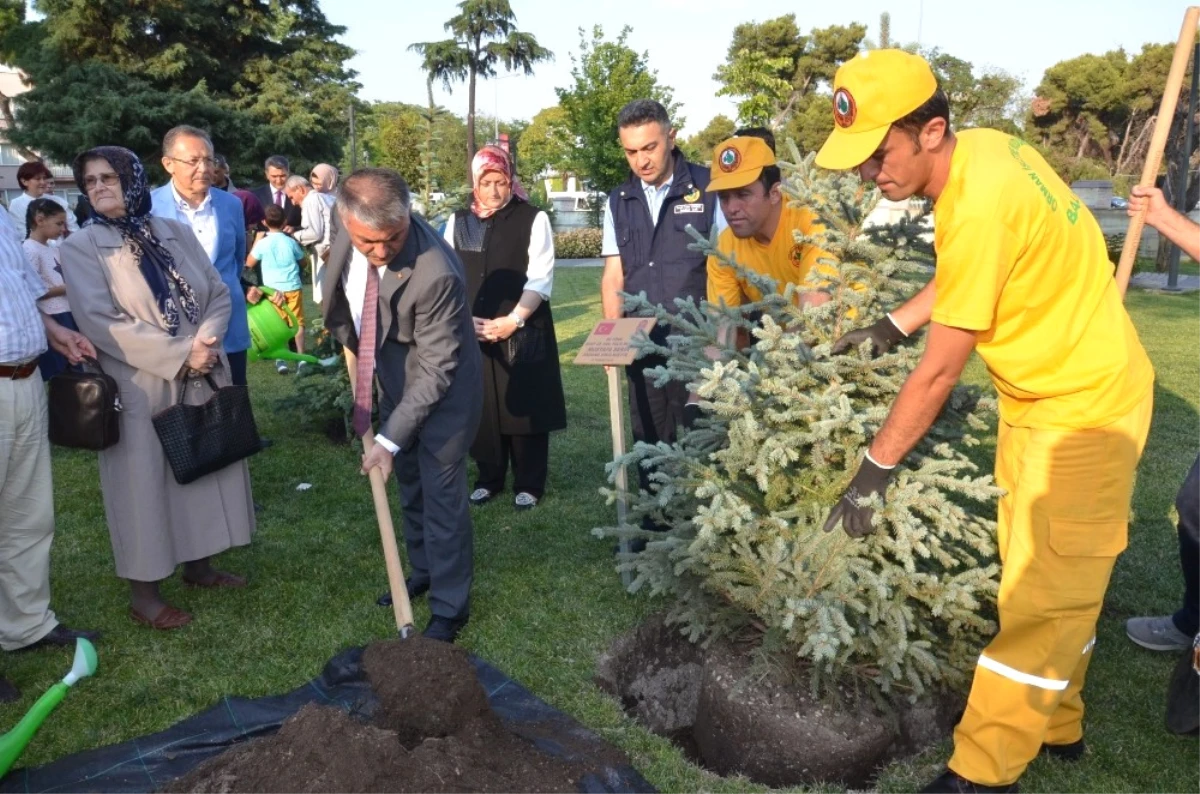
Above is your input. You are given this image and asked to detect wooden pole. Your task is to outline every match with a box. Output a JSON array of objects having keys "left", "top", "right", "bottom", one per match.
[
  {"left": 607, "top": 366, "right": 633, "bottom": 588},
  {"left": 1116, "top": 6, "right": 1200, "bottom": 297}
]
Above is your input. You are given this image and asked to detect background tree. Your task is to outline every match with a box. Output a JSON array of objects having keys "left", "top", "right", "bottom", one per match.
[
  {"left": 358, "top": 101, "right": 469, "bottom": 194},
  {"left": 2, "top": 0, "right": 358, "bottom": 181},
  {"left": 924, "top": 49, "right": 1024, "bottom": 134},
  {"left": 518, "top": 105, "right": 575, "bottom": 188},
  {"left": 410, "top": 0, "right": 551, "bottom": 174},
  {"left": 556, "top": 25, "right": 680, "bottom": 207},
  {"left": 713, "top": 15, "right": 866, "bottom": 151},
  {"left": 678, "top": 114, "right": 736, "bottom": 165}
]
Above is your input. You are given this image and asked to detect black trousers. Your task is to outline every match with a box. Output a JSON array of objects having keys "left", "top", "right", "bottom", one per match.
[
  {"left": 474, "top": 433, "right": 549, "bottom": 499},
  {"left": 227, "top": 350, "right": 248, "bottom": 387},
  {"left": 1172, "top": 455, "right": 1199, "bottom": 637},
  {"left": 625, "top": 353, "right": 688, "bottom": 532}
]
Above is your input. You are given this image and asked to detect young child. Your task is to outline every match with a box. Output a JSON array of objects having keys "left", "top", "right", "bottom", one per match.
[
  {"left": 246, "top": 204, "right": 307, "bottom": 373},
  {"left": 23, "top": 198, "right": 75, "bottom": 379}
]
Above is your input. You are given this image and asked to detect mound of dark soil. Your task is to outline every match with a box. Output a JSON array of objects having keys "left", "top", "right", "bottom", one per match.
[{"left": 164, "top": 638, "right": 590, "bottom": 793}]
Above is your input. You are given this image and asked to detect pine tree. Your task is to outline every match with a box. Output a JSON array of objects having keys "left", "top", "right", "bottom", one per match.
[{"left": 595, "top": 145, "right": 1003, "bottom": 700}]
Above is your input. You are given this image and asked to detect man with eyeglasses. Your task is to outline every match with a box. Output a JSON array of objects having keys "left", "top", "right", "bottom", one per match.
[{"left": 149, "top": 125, "right": 253, "bottom": 388}]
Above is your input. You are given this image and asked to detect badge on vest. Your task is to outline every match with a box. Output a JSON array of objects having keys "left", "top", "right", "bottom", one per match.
[
  {"left": 683, "top": 187, "right": 702, "bottom": 203},
  {"left": 673, "top": 203, "right": 705, "bottom": 214}
]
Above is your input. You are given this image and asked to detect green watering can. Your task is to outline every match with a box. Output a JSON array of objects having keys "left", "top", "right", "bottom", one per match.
[
  {"left": 0, "top": 638, "right": 98, "bottom": 777},
  {"left": 246, "top": 286, "right": 330, "bottom": 366}
]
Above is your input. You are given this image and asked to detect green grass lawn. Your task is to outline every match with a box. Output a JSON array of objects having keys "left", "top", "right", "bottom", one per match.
[{"left": 4, "top": 268, "right": 1198, "bottom": 792}]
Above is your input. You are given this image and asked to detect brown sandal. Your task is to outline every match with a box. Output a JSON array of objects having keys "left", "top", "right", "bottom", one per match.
[
  {"left": 129, "top": 605, "right": 193, "bottom": 630},
  {"left": 181, "top": 571, "right": 247, "bottom": 589}
]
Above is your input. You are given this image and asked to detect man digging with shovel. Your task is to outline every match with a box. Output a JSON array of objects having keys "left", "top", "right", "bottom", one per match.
[{"left": 322, "top": 169, "right": 482, "bottom": 644}]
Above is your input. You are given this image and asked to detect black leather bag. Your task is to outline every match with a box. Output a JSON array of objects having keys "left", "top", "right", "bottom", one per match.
[
  {"left": 503, "top": 325, "right": 546, "bottom": 366},
  {"left": 152, "top": 374, "right": 261, "bottom": 485},
  {"left": 47, "top": 357, "right": 121, "bottom": 450}
]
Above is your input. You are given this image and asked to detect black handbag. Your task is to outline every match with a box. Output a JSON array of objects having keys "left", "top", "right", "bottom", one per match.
[
  {"left": 503, "top": 324, "right": 546, "bottom": 366},
  {"left": 152, "top": 374, "right": 261, "bottom": 485},
  {"left": 47, "top": 356, "right": 121, "bottom": 450}
]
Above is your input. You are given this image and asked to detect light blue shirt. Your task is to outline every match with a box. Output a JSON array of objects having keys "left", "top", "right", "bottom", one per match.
[{"left": 250, "top": 232, "right": 304, "bottom": 292}]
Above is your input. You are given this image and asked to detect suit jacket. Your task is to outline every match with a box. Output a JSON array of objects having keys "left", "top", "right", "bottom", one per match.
[
  {"left": 252, "top": 184, "right": 303, "bottom": 229},
  {"left": 149, "top": 184, "right": 250, "bottom": 353},
  {"left": 323, "top": 212, "right": 481, "bottom": 457}
]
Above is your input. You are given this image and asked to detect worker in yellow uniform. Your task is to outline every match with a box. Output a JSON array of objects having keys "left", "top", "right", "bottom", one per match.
[
  {"left": 705, "top": 128, "right": 831, "bottom": 312},
  {"left": 815, "top": 50, "right": 1154, "bottom": 794}
]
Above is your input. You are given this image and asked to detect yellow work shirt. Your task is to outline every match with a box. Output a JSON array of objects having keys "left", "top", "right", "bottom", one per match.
[
  {"left": 931, "top": 129, "right": 1153, "bottom": 430},
  {"left": 706, "top": 203, "right": 831, "bottom": 307}
]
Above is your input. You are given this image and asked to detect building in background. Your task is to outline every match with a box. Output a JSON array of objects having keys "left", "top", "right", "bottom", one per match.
[{"left": 0, "top": 65, "right": 79, "bottom": 210}]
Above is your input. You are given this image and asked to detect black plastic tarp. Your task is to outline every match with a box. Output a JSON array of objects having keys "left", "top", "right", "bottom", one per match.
[{"left": 1, "top": 648, "right": 655, "bottom": 793}]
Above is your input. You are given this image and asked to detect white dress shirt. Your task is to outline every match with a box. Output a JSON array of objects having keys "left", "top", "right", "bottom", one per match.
[
  {"left": 169, "top": 184, "right": 218, "bottom": 263},
  {"left": 343, "top": 247, "right": 398, "bottom": 454},
  {"left": 442, "top": 210, "right": 556, "bottom": 299},
  {"left": 599, "top": 179, "right": 727, "bottom": 257}
]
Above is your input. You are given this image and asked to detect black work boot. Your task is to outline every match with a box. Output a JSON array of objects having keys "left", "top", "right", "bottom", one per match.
[{"left": 920, "top": 768, "right": 1019, "bottom": 793}]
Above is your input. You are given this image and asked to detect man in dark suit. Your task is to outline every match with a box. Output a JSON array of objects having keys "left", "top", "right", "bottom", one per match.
[
  {"left": 252, "top": 155, "right": 302, "bottom": 231},
  {"left": 323, "top": 168, "right": 481, "bottom": 643}
]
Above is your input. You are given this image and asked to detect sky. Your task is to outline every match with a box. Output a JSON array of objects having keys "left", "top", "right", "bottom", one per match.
[{"left": 325, "top": 0, "right": 1190, "bottom": 135}]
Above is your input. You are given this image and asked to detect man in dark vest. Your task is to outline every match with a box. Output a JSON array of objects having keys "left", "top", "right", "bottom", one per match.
[{"left": 600, "top": 99, "right": 724, "bottom": 544}]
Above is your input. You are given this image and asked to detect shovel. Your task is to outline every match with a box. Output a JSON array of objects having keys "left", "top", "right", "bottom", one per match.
[
  {"left": 344, "top": 346, "right": 415, "bottom": 639},
  {"left": 363, "top": 434, "right": 416, "bottom": 639},
  {"left": 0, "top": 638, "right": 98, "bottom": 777}
]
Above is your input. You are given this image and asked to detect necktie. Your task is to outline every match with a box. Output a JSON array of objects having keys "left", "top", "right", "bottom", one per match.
[
  {"left": 274, "top": 190, "right": 283, "bottom": 207},
  {"left": 352, "top": 264, "right": 380, "bottom": 437}
]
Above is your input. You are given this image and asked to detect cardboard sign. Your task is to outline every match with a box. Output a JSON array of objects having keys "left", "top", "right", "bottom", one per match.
[{"left": 573, "top": 318, "right": 658, "bottom": 366}]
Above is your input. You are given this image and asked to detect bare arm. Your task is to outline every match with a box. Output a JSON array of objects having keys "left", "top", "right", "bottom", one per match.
[
  {"left": 601, "top": 255, "right": 624, "bottom": 320},
  {"left": 1130, "top": 186, "right": 1200, "bottom": 261},
  {"left": 889, "top": 279, "right": 936, "bottom": 335},
  {"left": 867, "top": 322, "right": 977, "bottom": 465}
]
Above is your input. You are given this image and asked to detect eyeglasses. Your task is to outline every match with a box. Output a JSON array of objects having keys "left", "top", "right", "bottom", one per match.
[
  {"left": 83, "top": 173, "right": 121, "bottom": 191},
  {"left": 167, "top": 156, "right": 216, "bottom": 170}
]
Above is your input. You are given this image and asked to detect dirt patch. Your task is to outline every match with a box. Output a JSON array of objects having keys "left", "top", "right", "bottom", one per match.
[
  {"left": 598, "top": 614, "right": 962, "bottom": 788},
  {"left": 164, "top": 638, "right": 602, "bottom": 793}
]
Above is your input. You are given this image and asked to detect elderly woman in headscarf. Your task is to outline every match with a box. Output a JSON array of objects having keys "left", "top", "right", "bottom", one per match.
[
  {"left": 60, "top": 147, "right": 254, "bottom": 630},
  {"left": 442, "top": 145, "right": 566, "bottom": 511}
]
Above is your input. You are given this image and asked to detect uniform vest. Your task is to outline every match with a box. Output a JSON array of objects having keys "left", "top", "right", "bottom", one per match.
[{"left": 608, "top": 150, "right": 716, "bottom": 314}]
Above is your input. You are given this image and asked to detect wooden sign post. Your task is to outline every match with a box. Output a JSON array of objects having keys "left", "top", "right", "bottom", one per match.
[{"left": 574, "top": 318, "right": 657, "bottom": 587}]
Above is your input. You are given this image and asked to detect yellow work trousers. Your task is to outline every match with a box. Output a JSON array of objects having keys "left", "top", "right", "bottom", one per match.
[{"left": 949, "top": 388, "right": 1154, "bottom": 786}]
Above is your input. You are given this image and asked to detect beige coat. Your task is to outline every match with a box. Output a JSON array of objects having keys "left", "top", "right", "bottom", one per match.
[{"left": 61, "top": 218, "right": 254, "bottom": 582}]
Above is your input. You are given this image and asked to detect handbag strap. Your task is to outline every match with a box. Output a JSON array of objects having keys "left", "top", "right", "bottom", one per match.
[
  {"left": 81, "top": 355, "right": 107, "bottom": 375},
  {"left": 178, "top": 373, "right": 222, "bottom": 405}
]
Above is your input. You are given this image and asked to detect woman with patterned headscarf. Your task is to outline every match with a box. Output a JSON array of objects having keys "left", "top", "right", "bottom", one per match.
[
  {"left": 442, "top": 144, "right": 566, "bottom": 511},
  {"left": 60, "top": 146, "right": 254, "bottom": 631}
]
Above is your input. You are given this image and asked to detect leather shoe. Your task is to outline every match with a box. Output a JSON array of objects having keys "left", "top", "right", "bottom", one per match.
[
  {"left": 920, "top": 768, "right": 1018, "bottom": 793},
  {"left": 16, "top": 624, "right": 101, "bottom": 651},
  {"left": 423, "top": 615, "right": 468, "bottom": 643},
  {"left": 0, "top": 676, "right": 19, "bottom": 703},
  {"left": 1040, "top": 739, "right": 1086, "bottom": 761},
  {"left": 377, "top": 578, "right": 430, "bottom": 607}
]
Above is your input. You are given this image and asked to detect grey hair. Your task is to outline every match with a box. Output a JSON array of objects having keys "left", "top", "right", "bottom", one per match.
[
  {"left": 617, "top": 99, "right": 671, "bottom": 132},
  {"left": 284, "top": 174, "right": 311, "bottom": 192},
  {"left": 163, "top": 125, "right": 213, "bottom": 155},
  {"left": 264, "top": 155, "right": 290, "bottom": 172},
  {"left": 212, "top": 153, "right": 228, "bottom": 169},
  {"left": 336, "top": 168, "right": 411, "bottom": 229}
]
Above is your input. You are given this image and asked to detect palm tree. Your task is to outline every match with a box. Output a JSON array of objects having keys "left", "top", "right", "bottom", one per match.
[{"left": 410, "top": 0, "right": 552, "bottom": 172}]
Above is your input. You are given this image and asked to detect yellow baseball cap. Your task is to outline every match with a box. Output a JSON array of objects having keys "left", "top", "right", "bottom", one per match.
[
  {"left": 708, "top": 136, "right": 776, "bottom": 192},
  {"left": 814, "top": 49, "right": 939, "bottom": 171}
]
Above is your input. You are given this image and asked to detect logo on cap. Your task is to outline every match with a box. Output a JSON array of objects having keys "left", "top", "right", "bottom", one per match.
[
  {"left": 718, "top": 146, "right": 741, "bottom": 173},
  {"left": 833, "top": 88, "right": 857, "bottom": 128}
]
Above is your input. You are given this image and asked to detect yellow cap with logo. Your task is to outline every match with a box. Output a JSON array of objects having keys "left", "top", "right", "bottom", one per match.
[
  {"left": 814, "top": 49, "right": 938, "bottom": 171},
  {"left": 708, "top": 136, "right": 776, "bottom": 192}
]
